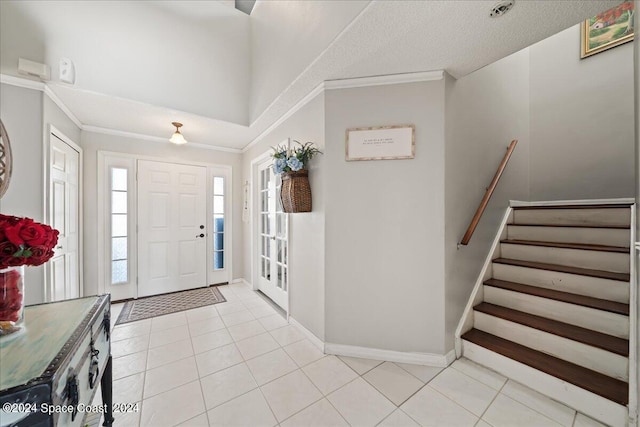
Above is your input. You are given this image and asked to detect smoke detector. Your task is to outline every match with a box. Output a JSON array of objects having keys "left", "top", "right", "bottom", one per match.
[{"left": 490, "top": 0, "right": 515, "bottom": 17}]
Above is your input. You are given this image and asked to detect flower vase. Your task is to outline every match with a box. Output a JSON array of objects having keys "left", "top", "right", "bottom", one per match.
[
  {"left": 280, "top": 169, "right": 312, "bottom": 213},
  {"left": 0, "top": 265, "right": 25, "bottom": 337}
]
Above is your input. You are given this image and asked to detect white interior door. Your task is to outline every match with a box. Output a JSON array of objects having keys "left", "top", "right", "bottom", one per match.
[
  {"left": 257, "top": 159, "right": 289, "bottom": 310},
  {"left": 49, "top": 134, "right": 80, "bottom": 302},
  {"left": 137, "top": 160, "right": 207, "bottom": 297}
]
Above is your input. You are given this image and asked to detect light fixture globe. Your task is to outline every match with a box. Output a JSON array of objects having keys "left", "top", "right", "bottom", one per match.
[{"left": 170, "top": 121, "right": 187, "bottom": 145}]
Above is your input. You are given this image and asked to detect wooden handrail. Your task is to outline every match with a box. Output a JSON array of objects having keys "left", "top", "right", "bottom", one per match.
[{"left": 459, "top": 140, "right": 518, "bottom": 246}]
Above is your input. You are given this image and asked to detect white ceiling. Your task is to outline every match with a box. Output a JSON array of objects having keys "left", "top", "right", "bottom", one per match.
[{"left": 0, "top": 0, "right": 619, "bottom": 151}]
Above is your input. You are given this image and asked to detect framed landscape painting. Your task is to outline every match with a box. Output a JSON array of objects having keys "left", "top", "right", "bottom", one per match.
[{"left": 581, "top": 1, "right": 634, "bottom": 58}]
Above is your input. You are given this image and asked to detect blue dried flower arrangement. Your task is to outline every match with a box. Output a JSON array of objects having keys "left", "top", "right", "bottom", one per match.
[{"left": 271, "top": 141, "right": 322, "bottom": 174}]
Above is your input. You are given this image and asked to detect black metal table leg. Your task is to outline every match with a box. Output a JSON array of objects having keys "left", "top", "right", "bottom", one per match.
[{"left": 101, "top": 355, "right": 114, "bottom": 426}]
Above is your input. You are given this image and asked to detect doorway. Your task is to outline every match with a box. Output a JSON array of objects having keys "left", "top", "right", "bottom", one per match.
[
  {"left": 255, "top": 156, "right": 289, "bottom": 311},
  {"left": 137, "top": 160, "right": 208, "bottom": 297},
  {"left": 100, "top": 154, "right": 231, "bottom": 300},
  {"left": 47, "top": 129, "right": 82, "bottom": 301}
]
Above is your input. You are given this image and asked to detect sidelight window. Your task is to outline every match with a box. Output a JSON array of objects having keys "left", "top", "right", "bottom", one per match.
[
  {"left": 213, "top": 176, "right": 225, "bottom": 270},
  {"left": 110, "top": 168, "right": 128, "bottom": 284}
]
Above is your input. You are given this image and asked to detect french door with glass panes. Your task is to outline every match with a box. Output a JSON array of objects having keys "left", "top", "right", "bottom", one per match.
[{"left": 257, "top": 159, "right": 289, "bottom": 310}]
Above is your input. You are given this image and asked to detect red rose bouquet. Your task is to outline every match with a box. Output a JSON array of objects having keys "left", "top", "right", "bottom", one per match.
[
  {"left": 0, "top": 214, "right": 60, "bottom": 268},
  {"left": 0, "top": 214, "right": 59, "bottom": 335}
]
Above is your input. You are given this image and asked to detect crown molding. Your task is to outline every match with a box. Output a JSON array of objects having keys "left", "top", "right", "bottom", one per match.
[
  {"left": 324, "top": 70, "right": 444, "bottom": 90},
  {"left": 247, "top": 0, "right": 375, "bottom": 130},
  {"left": 241, "top": 69, "right": 445, "bottom": 152},
  {"left": 43, "top": 85, "right": 83, "bottom": 128},
  {"left": 3, "top": 70, "right": 445, "bottom": 156},
  {"left": 242, "top": 82, "right": 324, "bottom": 153},
  {"left": 1, "top": 74, "right": 241, "bottom": 153},
  {"left": 1, "top": 74, "right": 83, "bottom": 128},
  {"left": 0, "top": 73, "right": 46, "bottom": 91},
  {"left": 83, "top": 125, "right": 242, "bottom": 153}
]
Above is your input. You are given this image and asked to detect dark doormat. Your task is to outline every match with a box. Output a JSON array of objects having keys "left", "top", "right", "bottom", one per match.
[{"left": 115, "top": 287, "right": 226, "bottom": 325}]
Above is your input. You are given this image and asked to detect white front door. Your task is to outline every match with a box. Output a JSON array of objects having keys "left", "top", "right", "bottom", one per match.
[
  {"left": 137, "top": 160, "right": 207, "bottom": 297},
  {"left": 257, "top": 159, "right": 289, "bottom": 310},
  {"left": 48, "top": 134, "right": 80, "bottom": 301}
]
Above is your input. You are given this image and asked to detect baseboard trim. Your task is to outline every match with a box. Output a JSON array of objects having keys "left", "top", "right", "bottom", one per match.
[
  {"left": 231, "top": 278, "right": 252, "bottom": 288},
  {"left": 324, "top": 342, "right": 455, "bottom": 367},
  {"left": 289, "top": 317, "right": 325, "bottom": 352}
]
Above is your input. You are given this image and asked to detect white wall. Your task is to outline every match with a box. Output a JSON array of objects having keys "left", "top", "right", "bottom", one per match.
[
  {"left": 444, "top": 51, "right": 531, "bottom": 350},
  {"left": 443, "top": 23, "right": 634, "bottom": 351},
  {"left": 529, "top": 25, "right": 635, "bottom": 200},
  {"left": 81, "top": 131, "right": 244, "bottom": 297},
  {"left": 0, "top": 1, "right": 250, "bottom": 124},
  {"left": 249, "top": 0, "right": 369, "bottom": 122},
  {"left": 0, "top": 84, "right": 82, "bottom": 304},
  {"left": 0, "top": 84, "right": 44, "bottom": 304},
  {"left": 324, "top": 80, "right": 447, "bottom": 354},
  {"left": 242, "top": 94, "right": 326, "bottom": 340},
  {"left": 0, "top": 84, "right": 43, "bottom": 222}
]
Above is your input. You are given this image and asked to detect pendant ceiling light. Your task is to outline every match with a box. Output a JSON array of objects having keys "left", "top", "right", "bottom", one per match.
[{"left": 170, "top": 122, "right": 187, "bottom": 145}]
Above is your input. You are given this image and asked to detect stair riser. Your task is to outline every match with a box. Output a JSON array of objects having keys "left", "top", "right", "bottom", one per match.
[
  {"left": 506, "top": 225, "right": 629, "bottom": 247},
  {"left": 500, "top": 244, "right": 629, "bottom": 274},
  {"left": 492, "top": 263, "right": 629, "bottom": 303},
  {"left": 512, "top": 208, "right": 630, "bottom": 227},
  {"left": 474, "top": 312, "right": 628, "bottom": 381},
  {"left": 484, "top": 286, "right": 629, "bottom": 339},
  {"left": 462, "top": 340, "right": 628, "bottom": 427}
]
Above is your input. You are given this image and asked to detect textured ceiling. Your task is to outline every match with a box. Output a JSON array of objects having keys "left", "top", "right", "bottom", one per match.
[
  {"left": 248, "top": 0, "right": 618, "bottom": 151},
  {"left": 6, "top": 0, "right": 620, "bottom": 150}
]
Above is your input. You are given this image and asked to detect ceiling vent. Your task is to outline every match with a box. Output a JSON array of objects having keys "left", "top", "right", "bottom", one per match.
[{"left": 490, "top": 0, "right": 515, "bottom": 17}]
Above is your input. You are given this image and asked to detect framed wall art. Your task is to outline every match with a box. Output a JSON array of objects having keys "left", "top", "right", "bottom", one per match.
[
  {"left": 0, "top": 119, "right": 12, "bottom": 198},
  {"left": 345, "top": 124, "right": 415, "bottom": 161},
  {"left": 581, "top": 1, "right": 634, "bottom": 58}
]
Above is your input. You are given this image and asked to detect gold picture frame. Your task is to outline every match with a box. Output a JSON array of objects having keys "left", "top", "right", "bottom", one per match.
[
  {"left": 581, "top": 1, "right": 634, "bottom": 58},
  {"left": 0, "top": 119, "right": 12, "bottom": 198},
  {"left": 345, "top": 124, "right": 415, "bottom": 161}
]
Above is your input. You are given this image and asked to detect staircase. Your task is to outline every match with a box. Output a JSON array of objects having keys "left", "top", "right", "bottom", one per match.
[{"left": 458, "top": 202, "right": 635, "bottom": 427}]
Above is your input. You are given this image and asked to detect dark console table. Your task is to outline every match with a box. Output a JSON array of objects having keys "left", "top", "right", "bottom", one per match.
[{"left": 0, "top": 295, "right": 113, "bottom": 427}]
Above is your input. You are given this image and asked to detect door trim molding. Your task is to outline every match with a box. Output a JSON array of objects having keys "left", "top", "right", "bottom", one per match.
[
  {"left": 250, "top": 150, "right": 273, "bottom": 294},
  {"left": 44, "top": 125, "right": 84, "bottom": 301},
  {"left": 97, "top": 153, "right": 137, "bottom": 300}
]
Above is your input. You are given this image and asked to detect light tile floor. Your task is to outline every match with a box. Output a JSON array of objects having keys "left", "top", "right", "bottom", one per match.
[{"left": 92, "top": 282, "right": 608, "bottom": 427}]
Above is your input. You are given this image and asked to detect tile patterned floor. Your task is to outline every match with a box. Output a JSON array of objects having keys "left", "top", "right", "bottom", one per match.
[{"left": 93, "top": 282, "right": 608, "bottom": 427}]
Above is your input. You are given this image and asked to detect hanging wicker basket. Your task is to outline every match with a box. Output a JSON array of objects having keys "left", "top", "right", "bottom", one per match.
[{"left": 280, "top": 169, "right": 312, "bottom": 213}]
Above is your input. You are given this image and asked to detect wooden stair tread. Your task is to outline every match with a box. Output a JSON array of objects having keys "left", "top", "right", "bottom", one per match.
[
  {"left": 500, "top": 239, "right": 629, "bottom": 253},
  {"left": 508, "top": 223, "right": 629, "bottom": 230},
  {"left": 474, "top": 302, "right": 629, "bottom": 356},
  {"left": 484, "top": 278, "right": 629, "bottom": 315},
  {"left": 493, "top": 258, "right": 630, "bottom": 282},
  {"left": 461, "top": 329, "right": 629, "bottom": 405},
  {"left": 512, "top": 204, "right": 632, "bottom": 210}
]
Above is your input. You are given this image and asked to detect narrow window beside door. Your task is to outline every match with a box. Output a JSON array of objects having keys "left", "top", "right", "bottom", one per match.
[
  {"left": 111, "top": 168, "right": 128, "bottom": 284},
  {"left": 213, "top": 176, "right": 225, "bottom": 270}
]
